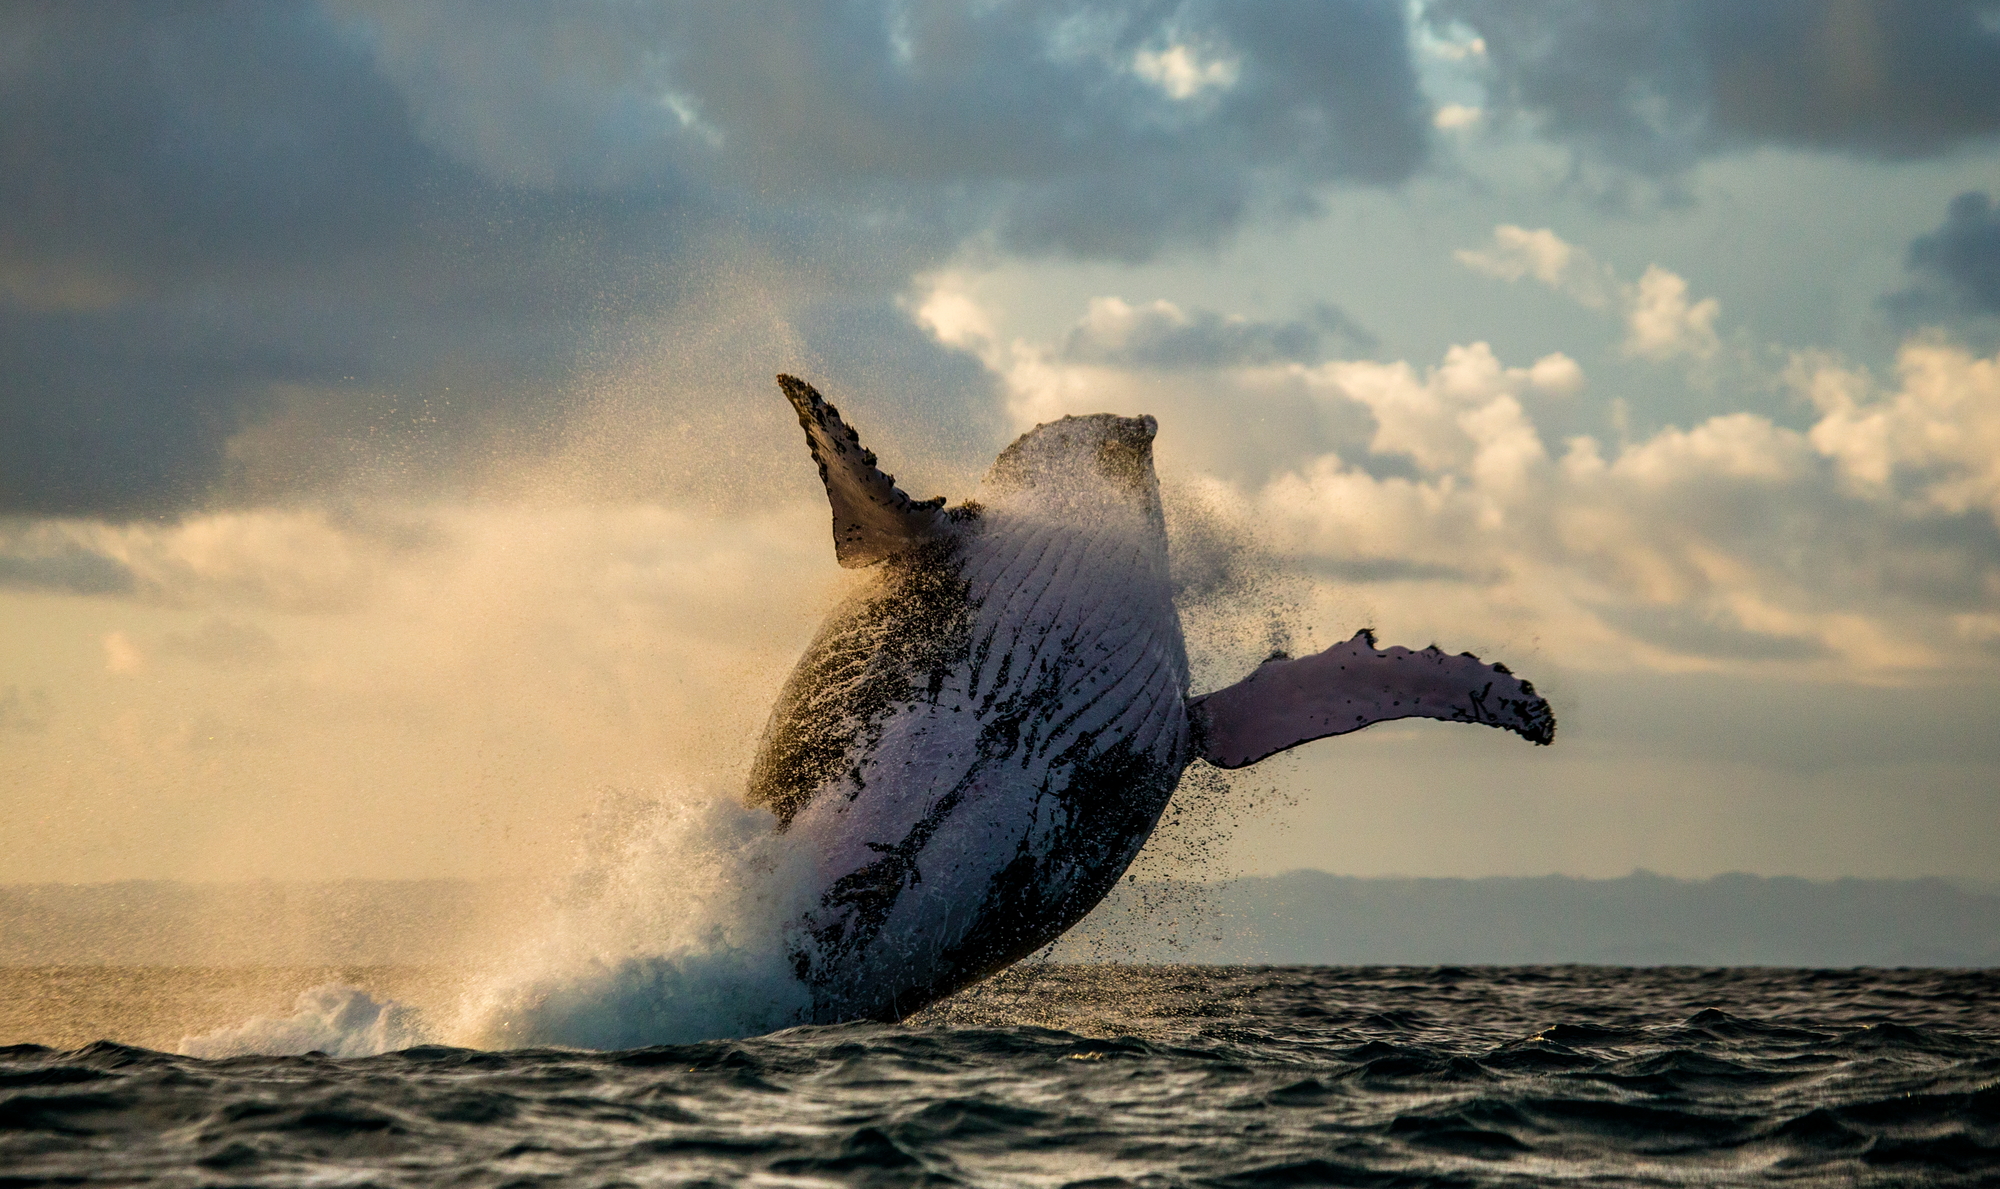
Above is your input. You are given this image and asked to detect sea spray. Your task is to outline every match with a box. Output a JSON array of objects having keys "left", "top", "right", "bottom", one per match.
[
  {"left": 453, "top": 785, "right": 816, "bottom": 1049},
  {"left": 180, "top": 783, "right": 816, "bottom": 1056},
  {"left": 179, "top": 983, "right": 427, "bottom": 1058}
]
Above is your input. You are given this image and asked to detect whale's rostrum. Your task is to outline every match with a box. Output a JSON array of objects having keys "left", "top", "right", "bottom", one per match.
[{"left": 755, "top": 375, "right": 1553, "bottom": 1024}]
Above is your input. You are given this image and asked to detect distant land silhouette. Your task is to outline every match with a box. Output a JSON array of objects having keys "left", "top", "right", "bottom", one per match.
[
  {"left": 3, "top": 871, "right": 1996, "bottom": 967},
  {"left": 1054, "top": 871, "right": 2000, "bottom": 967}
]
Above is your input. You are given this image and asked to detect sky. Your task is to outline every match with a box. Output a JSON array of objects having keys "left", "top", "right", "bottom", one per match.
[{"left": 3, "top": 1, "right": 1999, "bottom": 887}]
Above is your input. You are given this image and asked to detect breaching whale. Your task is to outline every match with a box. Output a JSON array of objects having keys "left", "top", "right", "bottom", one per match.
[{"left": 755, "top": 376, "right": 1554, "bottom": 1024}]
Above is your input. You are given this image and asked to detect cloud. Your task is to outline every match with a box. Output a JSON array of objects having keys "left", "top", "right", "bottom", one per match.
[
  {"left": 1058, "top": 297, "right": 1376, "bottom": 369},
  {"left": 1454, "top": 224, "right": 1616, "bottom": 305},
  {"left": 1457, "top": 226, "right": 1721, "bottom": 359},
  {"left": 1885, "top": 191, "right": 2000, "bottom": 331},
  {"left": 11, "top": 280, "right": 2000, "bottom": 883},
  {"left": 0, "top": 507, "right": 460, "bottom": 613},
  {"left": 3, "top": 1, "right": 1430, "bottom": 517},
  {"left": 1432, "top": 103, "right": 1483, "bottom": 131},
  {"left": 0, "top": 3, "right": 693, "bottom": 516},
  {"left": 1799, "top": 340, "right": 2000, "bottom": 523},
  {"left": 159, "top": 618, "right": 282, "bottom": 668},
  {"left": 0, "top": 496, "right": 854, "bottom": 881},
  {"left": 922, "top": 285, "right": 2000, "bottom": 680},
  {"left": 348, "top": 0, "right": 1429, "bottom": 257},
  {"left": 1132, "top": 42, "right": 1242, "bottom": 101},
  {"left": 358, "top": 1, "right": 1428, "bottom": 208},
  {"left": 918, "top": 283, "right": 1386, "bottom": 486},
  {"left": 1624, "top": 265, "right": 1721, "bottom": 360},
  {"left": 0, "top": 527, "right": 137, "bottom": 596},
  {"left": 1315, "top": 343, "right": 1579, "bottom": 481},
  {"left": 1254, "top": 341, "right": 2000, "bottom": 676},
  {"left": 103, "top": 631, "right": 145, "bottom": 675},
  {"left": 0, "top": 687, "right": 49, "bottom": 735},
  {"left": 1433, "top": 0, "right": 2000, "bottom": 174}
]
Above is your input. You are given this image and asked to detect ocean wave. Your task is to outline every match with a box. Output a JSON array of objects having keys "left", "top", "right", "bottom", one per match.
[{"left": 6, "top": 966, "right": 1996, "bottom": 1187}]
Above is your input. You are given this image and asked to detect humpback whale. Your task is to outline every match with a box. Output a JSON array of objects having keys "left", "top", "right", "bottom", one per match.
[{"left": 756, "top": 376, "right": 1553, "bottom": 1024}]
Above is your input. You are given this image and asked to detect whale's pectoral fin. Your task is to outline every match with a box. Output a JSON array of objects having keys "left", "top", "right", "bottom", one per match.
[
  {"left": 778, "top": 375, "right": 950, "bottom": 568},
  {"left": 1187, "top": 629, "right": 1555, "bottom": 768}
]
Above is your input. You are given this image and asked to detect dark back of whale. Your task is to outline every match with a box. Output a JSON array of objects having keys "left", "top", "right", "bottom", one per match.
[{"left": 749, "top": 536, "right": 972, "bottom": 829}]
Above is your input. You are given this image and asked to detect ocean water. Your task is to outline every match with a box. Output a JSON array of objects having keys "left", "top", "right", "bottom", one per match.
[{"left": 3, "top": 964, "right": 1995, "bottom": 1186}]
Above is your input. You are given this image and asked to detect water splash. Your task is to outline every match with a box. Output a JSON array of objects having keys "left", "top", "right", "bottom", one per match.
[
  {"left": 178, "top": 784, "right": 816, "bottom": 1057},
  {"left": 452, "top": 786, "right": 815, "bottom": 1049}
]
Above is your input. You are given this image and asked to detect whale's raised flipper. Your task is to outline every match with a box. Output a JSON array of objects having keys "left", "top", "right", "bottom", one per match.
[
  {"left": 1187, "top": 629, "right": 1555, "bottom": 768},
  {"left": 779, "top": 375, "right": 948, "bottom": 567}
]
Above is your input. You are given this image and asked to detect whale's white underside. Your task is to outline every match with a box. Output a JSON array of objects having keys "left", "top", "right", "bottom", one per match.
[{"left": 781, "top": 495, "right": 1187, "bottom": 1020}]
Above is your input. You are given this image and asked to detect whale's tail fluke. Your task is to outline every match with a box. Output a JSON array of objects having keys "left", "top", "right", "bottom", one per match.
[
  {"left": 1186, "top": 629, "right": 1555, "bottom": 769},
  {"left": 777, "top": 375, "right": 950, "bottom": 568}
]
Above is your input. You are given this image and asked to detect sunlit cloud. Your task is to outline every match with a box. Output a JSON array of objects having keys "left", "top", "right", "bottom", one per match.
[
  {"left": 1421, "top": 30, "right": 1485, "bottom": 61},
  {"left": 1799, "top": 340, "right": 2000, "bottom": 522},
  {"left": 102, "top": 631, "right": 145, "bottom": 675},
  {"left": 1132, "top": 42, "right": 1241, "bottom": 101},
  {"left": 1455, "top": 224, "right": 1616, "bottom": 307},
  {"left": 1623, "top": 265, "right": 1721, "bottom": 360},
  {"left": 1458, "top": 225, "right": 1722, "bottom": 360},
  {"left": 1432, "top": 103, "right": 1482, "bottom": 130},
  {"left": 911, "top": 281, "right": 2000, "bottom": 684}
]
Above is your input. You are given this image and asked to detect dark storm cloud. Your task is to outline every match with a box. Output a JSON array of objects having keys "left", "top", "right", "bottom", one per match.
[
  {"left": 1885, "top": 191, "right": 2000, "bottom": 329},
  {"left": 0, "top": 5, "right": 424, "bottom": 285},
  {"left": 363, "top": 0, "right": 1428, "bottom": 256},
  {"left": 783, "top": 295, "right": 1008, "bottom": 462},
  {"left": 1060, "top": 301, "right": 1376, "bottom": 369},
  {"left": 2, "top": 1, "right": 1429, "bottom": 517},
  {"left": 1433, "top": 0, "right": 2000, "bottom": 174},
  {"left": 0, "top": 2, "right": 719, "bottom": 515}
]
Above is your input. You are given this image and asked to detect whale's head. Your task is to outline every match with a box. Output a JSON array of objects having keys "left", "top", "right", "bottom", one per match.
[{"left": 981, "top": 413, "right": 1163, "bottom": 525}]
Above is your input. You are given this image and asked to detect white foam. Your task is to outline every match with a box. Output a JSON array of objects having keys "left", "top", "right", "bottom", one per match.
[{"left": 179, "top": 984, "right": 429, "bottom": 1058}]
